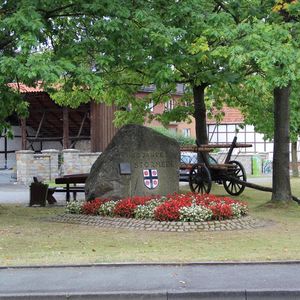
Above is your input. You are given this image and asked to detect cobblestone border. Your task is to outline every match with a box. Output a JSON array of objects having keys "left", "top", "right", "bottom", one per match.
[{"left": 45, "top": 214, "right": 273, "bottom": 232}]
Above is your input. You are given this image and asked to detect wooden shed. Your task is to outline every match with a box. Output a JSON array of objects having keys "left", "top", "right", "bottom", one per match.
[{"left": 7, "top": 83, "right": 118, "bottom": 153}]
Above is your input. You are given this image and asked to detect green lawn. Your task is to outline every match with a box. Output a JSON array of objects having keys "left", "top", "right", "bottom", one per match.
[{"left": 0, "top": 178, "right": 300, "bottom": 266}]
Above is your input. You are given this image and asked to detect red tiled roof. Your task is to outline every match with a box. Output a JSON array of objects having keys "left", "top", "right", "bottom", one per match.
[
  {"left": 7, "top": 83, "right": 245, "bottom": 125},
  {"left": 8, "top": 82, "right": 44, "bottom": 93},
  {"left": 207, "top": 106, "right": 244, "bottom": 124}
]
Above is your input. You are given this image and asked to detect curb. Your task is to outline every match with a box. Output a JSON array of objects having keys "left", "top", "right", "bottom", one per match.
[
  {"left": 1, "top": 290, "right": 300, "bottom": 300},
  {"left": 1, "top": 260, "right": 300, "bottom": 270}
]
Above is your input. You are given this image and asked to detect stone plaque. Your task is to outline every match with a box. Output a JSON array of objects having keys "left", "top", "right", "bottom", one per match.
[{"left": 85, "top": 124, "right": 180, "bottom": 200}]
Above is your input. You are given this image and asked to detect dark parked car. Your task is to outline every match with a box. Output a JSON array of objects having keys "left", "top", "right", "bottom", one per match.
[
  {"left": 179, "top": 152, "right": 218, "bottom": 182},
  {"left": 179, "top": 152, "right": 197, "bottom": 182}
]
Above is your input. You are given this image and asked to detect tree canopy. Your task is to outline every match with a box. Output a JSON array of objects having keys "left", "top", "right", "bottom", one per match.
[{"left": 1, "top": 0, "right": 300, "bottom": 202}]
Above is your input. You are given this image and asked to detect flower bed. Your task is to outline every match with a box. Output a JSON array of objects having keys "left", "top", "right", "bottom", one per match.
[{"left": 66, "top": 193, "right": 248, "bottom": 222}]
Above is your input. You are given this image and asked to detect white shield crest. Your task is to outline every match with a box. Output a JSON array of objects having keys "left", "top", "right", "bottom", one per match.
[{"left": 143, "top": 169, "right": 159, "bottom": 189}]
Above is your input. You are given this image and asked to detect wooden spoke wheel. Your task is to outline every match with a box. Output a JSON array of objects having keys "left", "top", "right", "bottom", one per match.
[
  {"left": 189, "top": 164, "right": 212, "bottom": 194},
  {"left": 223, "top": 160, "right": 247, "bottom": 196}
]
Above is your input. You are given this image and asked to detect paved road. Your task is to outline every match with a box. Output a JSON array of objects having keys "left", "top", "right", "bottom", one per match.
[
  {"left": 0, "top": 170, "right": 81, "bottom": 205},
  {"left": 0, "top": 176, "right": 273, "bottom": 205},
  {"left": 0, "top": 183, "right": 70, "bottom": 205},
  {"left": 0, "top": 262, "right": 300, "bottom": 299}
]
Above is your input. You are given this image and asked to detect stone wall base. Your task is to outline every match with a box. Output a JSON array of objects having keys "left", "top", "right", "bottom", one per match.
[{"left": 16, "top": 149, "right": 101, "bottom": 185}]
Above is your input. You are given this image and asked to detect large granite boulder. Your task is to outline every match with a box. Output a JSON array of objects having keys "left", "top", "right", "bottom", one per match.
[{"left": 85, "top": 124, "right": 180, "bottom": 200}]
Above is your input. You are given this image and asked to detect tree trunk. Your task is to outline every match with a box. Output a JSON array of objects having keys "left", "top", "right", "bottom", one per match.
[
  {"left": 271, "top": 85, "right": 292, "bottom": 202},
  {"left": 193, "top": 84, "right": 208, "bottom": 145},
  {"left": 291, "top": 141, "right": 299, "bottom": 177}
]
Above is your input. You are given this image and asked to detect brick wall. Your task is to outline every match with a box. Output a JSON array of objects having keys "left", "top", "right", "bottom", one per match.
[{"left": 62, "top": 149, "right": 100, "bottom": 175}]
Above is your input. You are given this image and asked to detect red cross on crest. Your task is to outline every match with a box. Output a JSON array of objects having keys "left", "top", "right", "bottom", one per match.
[{"left": 143, "top": 169, "right": 159, "bottom": 189}]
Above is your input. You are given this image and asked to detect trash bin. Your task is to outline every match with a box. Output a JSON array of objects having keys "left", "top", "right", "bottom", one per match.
[
  {"left": 29, "top": 181, "right": 48, "bottom": 207},
  {"left": 262, "top": 159, "right": 272, "bottom": 174},
  {"left": 252, "top": 155, "right": 262, "bottom": 176}
]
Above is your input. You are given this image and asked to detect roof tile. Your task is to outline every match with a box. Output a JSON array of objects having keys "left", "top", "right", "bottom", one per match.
[
  {"left": 207, "top": 106, "right": 244, "bottom": 124},
  {"left": 8, "top": 82, "right": 44, "bottom": 93}
]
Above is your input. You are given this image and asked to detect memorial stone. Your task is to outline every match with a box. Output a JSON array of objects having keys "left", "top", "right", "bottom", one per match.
[{"left": 85, "top": 124, "right": 180, "bottom": 200}]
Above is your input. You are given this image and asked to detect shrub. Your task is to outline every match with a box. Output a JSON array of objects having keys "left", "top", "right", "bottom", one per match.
[{"left": 65, "top": 201, "right": 83, "bottom": 214}]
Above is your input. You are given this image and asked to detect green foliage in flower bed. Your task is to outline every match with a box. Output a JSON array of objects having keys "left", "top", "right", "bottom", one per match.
[
  {"left": 65, "top": 193, "right": 248, "bottom": 222},
  {"left": 98, "top": 200, "right": 117, "bottom": 217},
  {"left": 134, "top": 199, "right": 166, "bottom": 219}
]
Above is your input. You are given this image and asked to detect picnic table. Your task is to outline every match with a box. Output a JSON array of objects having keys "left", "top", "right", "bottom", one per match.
[{"left": 54, "top": 173, "right": 88, "bottom": 202}]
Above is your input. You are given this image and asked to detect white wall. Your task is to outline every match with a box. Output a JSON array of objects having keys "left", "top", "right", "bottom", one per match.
[{"left": 208, "top": 123, "right": 300, "bottom": 161}]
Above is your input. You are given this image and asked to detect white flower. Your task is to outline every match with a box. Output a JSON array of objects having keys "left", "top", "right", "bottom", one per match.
[
  {"left": 65, "top": 201, "right": 83, "bottom": 214},
  {"left": 98, "top": 200, "right": 117, "bottom": 217},
  {"left": 179, "top": 205, "right": 213, "bottom": 222},
  {"left": 230, "top": 203, "right": 248, "bottom": 218},
  {"left": 134, "top": 199, "right": 163, "bottom": 219}
]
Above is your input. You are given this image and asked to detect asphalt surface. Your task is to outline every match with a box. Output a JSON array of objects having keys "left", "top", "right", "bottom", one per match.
[
  {"left": 1, "top": 263, "right": 300, "bottom": 299},
  {"left": 0, "top": 170, "right": 81, "bottom": 205},
  {"left": 0, "top": 183, "right": 69, "bottom": 205}
]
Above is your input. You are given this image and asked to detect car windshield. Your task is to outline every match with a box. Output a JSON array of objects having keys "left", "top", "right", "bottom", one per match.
[{"left": 180, "top": 152, "right": 197, "bottom": 164}]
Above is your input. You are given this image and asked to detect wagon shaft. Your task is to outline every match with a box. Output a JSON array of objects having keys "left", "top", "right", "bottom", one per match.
[{"left": 226, "top": 176, "right": 300, "bottom": 205}]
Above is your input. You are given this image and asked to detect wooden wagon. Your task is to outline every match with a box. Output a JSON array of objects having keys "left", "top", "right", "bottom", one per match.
[{"left": 180, "top": 137, "right": 252, "bottom": 196}]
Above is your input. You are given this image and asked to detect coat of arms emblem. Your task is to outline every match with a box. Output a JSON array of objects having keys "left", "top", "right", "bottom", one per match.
[{"left": 143, "top": 169, "right": 159, "bottom": 189}]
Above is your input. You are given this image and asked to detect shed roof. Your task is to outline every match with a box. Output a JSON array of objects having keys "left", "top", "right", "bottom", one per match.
[
  {"left": 7, "top": 83, "right": 90, "bottom": 144},
  {"left": 8, "top": 82, "right": 44, "bottom": 93}
]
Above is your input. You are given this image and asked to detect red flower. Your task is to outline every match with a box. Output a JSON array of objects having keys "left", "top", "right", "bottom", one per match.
[
  {"left": 114, "top": 196, "right": 154, "bottom": 218},
  {"left": 81, "top": 198, "right": 109, "bottom": 215},
  {"left": 154, "top": 196, "right": 192, "bottom": 221},
  {"left": 208, "top": 203, "right": 233, "bottom": 220}
]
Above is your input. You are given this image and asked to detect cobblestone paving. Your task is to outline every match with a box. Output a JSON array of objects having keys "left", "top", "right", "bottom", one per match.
[{"left": 45, "top": 214, "right": 273, "bottom": 232}]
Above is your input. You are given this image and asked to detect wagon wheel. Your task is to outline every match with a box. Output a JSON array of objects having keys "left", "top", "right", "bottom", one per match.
[
  {"left": 223, "top": 160, "right": 247, "bottom": 196},
  {"left": 189, "top": 164, "right": 212, "bottom": 194}
]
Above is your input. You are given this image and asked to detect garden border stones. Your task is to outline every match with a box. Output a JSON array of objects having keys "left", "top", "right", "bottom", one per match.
[{"left": 46, "top": 214, "right": 273, "bottom": 232}]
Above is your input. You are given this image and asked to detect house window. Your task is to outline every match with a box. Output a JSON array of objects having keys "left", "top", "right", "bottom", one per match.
[
  {"left": 182, "top": 128, "right": 191, "bottom": 137},
  {"left": 147, "top": 100, "right": 154, "bottom": 112},
  {"left": 165, "top": 99, "right": 175, "bottom": 111}
]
